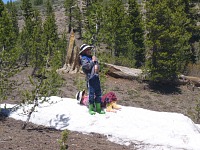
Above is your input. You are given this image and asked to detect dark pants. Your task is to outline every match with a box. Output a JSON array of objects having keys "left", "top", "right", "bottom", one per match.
[{"left": 88, "top": 75, "right": 101, "bottom": 105}]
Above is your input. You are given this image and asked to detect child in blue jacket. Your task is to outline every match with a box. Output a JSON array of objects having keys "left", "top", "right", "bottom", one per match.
[{"left": 79, "top": 44, "right": 105, "bottom": 115}]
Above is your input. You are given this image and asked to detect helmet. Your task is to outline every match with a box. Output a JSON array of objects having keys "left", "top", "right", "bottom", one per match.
[{"left": 75, "top": 90, "right": 85, "bottom": 103}]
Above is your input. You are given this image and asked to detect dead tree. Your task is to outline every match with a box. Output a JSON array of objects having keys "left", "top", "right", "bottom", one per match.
[{"left": 57, "top": 29, "right": 81, "bottom": 74}]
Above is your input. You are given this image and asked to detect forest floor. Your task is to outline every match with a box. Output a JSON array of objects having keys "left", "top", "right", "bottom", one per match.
[{"left": 1, "top": 67, "right": 200, "bottom": 150}]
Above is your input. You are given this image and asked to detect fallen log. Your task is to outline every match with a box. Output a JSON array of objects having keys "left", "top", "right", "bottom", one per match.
[
  {"left": 179, "top": 75, "right": 200, "bottom": 87},
  {"left": 103, "top": 63, "right": 142, "bottom": 80},
  {"left": 104, "top": 63, "right": 200, "bottom": 88}
]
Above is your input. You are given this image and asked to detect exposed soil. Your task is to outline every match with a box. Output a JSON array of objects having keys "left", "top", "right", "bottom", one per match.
[{"left": 1, "top": 67, "right": 200, "bottom": 150}]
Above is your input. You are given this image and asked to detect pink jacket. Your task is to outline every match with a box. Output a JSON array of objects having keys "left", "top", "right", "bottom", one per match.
[
  {"left": 101, "top": 92, "right": 117, "bottom": 107},
  {"left": 81, "top": 95, "right": 89, "bottom": 106}
]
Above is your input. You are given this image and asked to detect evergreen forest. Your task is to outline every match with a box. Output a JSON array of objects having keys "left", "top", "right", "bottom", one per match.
[{"left": 0, "top": 0, "right": 199, "bottom": 102}]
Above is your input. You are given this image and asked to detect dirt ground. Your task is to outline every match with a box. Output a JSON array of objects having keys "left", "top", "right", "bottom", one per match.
[{"left": 1, "top": 67, "right": 200, "bottom": 150}]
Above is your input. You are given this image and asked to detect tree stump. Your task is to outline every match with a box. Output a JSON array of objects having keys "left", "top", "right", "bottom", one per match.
[{"left": 57, "top": 30, "right": 81, "bottom": 74}]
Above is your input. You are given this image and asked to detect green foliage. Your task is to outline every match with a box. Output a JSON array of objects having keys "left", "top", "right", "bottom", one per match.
[
  {"left": 1, "top": 0, "right": 198, "bottom": 99},
  {"left": 101, "top": 0, "right": 128, "bottom": 57},
  {"left": 74, "top": 75, "right": 86, "bottom": 91},
  {"left": 99, "top": 63, "right": 109, "bottom": 95},
  {"left": 99, "top": 52, "right": 116, "bottom": 64},
  {"left": 0, "top": 0, "right": 4, "bottom": 17},
  {"left": 31, "top": 10, "right": 44, "bottom": 68},
  {"left": 57, "top": 32, "right": 68, "bottom": 66},
  {"left": 64, "top": 0, "right": 81, "bottom": 33},
  {"left": 195, "top": 99, "right": 200, "bottom": 123},
  {"left": 185, "top": 63, "right": 200, "bottom": 77},
  {"left": 99, "top": 52, "right": 136, "bottom": 68},
  {"left": 58, "top": 130, "right": 69, "bottom": 150},
  {"left": 21, "top": 75, "right": 37, "bottom": 104},
  {"left": 83, "top": 1, "right": 104, "bottom": 45},
  {"left": 127, "top": 0, "right": 145, "bottom": 68},
  {"left": 45, "top": 0, "right": 52, "bottom": 15},
  {"left": 0, "top": 8, "right": 16, "bottom": 50},
  {"left": 22, "top": 7, "right": 63, "bottom": 100},
  {"left": 21, "top": 0, "right": 34, "bottom": 34},
  {"left": 20, "top": 0, "right": 35, "bottom": 66},
  {"left": 19, "top": 28, "right": 31, "bottom": 66},
  {"left": 34, "top": 0, "right": 43, "bottom": 6},
  {"left": 115, "top": 55, "right": 136, "bottom": 68},
  {"left": 20, "top": 65, "right": 64, "bottom": 129},
  {"left": 0, "top": 0, "right": 66, "bottom": 127},
  {"left": 6, "top": 1, "right": 19, "bottom": 36},
  {"left": 43, "top": 0, "right": 58, "bottom": 58},
  {"left": 145, "top": 0, "right": 192, "bottom": 82},
  {"left": 40, "top": 70, "right": 64, "bottom": 97},
  {"left": 183, "top": 0, "right": 200, "bottom": 63},
  {"left": 83, "top": 0, "right": 144, "bottom": 68},
  {"left": 64, "top": 0, "right": 75, "bottom": 13},
  {"left": 0, "top": 43, "right": 23, "bottom": 101},
  {"left": 0, "top": 7, "right": 22, "bottom": 101},
  {"left": 0, "top": 78, "right": 10, "bottom": 101},
  {"left": 22, "top": 68, "right": 63, "bottom": 104}
]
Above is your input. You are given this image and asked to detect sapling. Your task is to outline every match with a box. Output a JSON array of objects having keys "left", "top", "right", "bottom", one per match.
[{"left": 58, "top": 129, "right": 69, "bottom": 150}]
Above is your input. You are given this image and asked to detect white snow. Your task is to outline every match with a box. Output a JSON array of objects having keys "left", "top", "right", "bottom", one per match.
[{"left": 1, "top": 96, "right": 200, "bottom": 150}]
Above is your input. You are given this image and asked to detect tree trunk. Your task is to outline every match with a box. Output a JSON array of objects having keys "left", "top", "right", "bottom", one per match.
[{"left": 57, "top": 29, "right": 80, "bottom": 74}]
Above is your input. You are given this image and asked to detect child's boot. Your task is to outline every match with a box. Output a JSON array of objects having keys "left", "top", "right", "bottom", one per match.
[
  {"left": 96, "top": 103, "right": 105, "bottom": 114},
  {"left": 89, "top": 104, "right": 96, "bottom": 115}
]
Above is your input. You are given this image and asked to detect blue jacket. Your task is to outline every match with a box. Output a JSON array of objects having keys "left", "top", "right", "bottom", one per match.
[{"left": 80, "top": 55, "right": 99, "bottom": 81}]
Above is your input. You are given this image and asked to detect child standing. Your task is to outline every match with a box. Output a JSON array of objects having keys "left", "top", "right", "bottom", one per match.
[{"left": 79, "top": 44, "right": 105, "bottom": 115}]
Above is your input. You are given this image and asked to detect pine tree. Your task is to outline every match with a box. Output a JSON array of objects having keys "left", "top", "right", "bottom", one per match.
[
  {"left": 145, "top": 0, "right": 192, "bottom": 82},
  {"left": 18, "top": 5, "right": 63, "bottom": 128},
  {"left": 43, "top": 0, "right": 58, "bottom": 58},
  {"left": 57, "top": 31, "right": 68, "bottom": 66},
  {"left": 83, "top": 0, "right": 145, "bottom": 67},
  {"left": 46, "top": 0, "right": 53, "bottom": 15},
  {"left": 0, "top": 5, "right": 21, "bottom": 101},
  {"left": 83, "top": 0, "right": 103, "bottom": 45},
  {"left": 21, "top": 0, "right": 34, "bottom": 35},
  {"left": 64, "top": 0, "right": 76, "bottom": 33},
  {"left": 0, "top": 7, "right": 16, "bottom": 51},
  {"left": 19, "top": 28, "right": 31, "bottom": 66},
  {"left": 6, "top": 1, "right": 19, "bottom": 37},
  {"left": 20, "top": 0, "right": 35, "bottom": 66},
  {"left": 31, "top": 9, "right": 45, "bottom": 76},
  {"left": 33, "top": 0, "right": 43, "bottom": 6},
  {"left": 128, "top": 0, "right": 145, "bottom": 68},
  {"left": 0, "top": 0, "right": 4, "bottom": 17},
  {"left": 183, "top": 0, "right": 200, "bottom": 62},
  {"left": 101, "top": 0, "right": 128, "bottom": 57}
]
